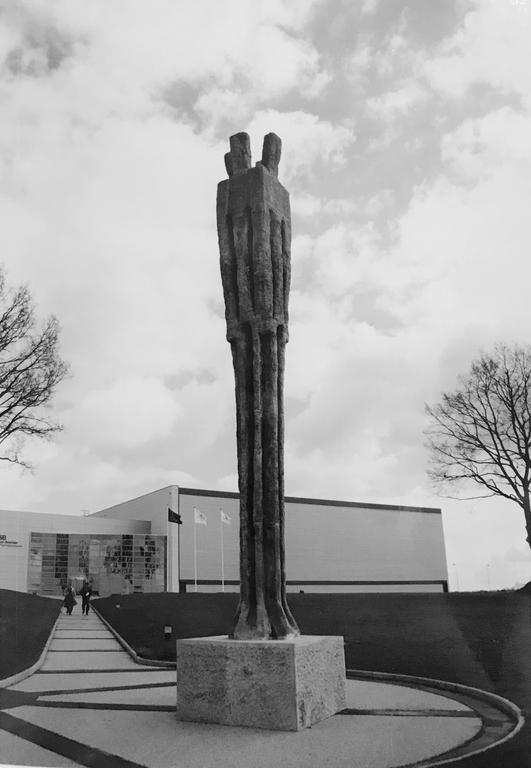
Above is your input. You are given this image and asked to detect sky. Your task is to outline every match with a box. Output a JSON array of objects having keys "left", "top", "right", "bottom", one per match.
[{"left": 1, "top": 0, "right": 531, "bottom": 591}]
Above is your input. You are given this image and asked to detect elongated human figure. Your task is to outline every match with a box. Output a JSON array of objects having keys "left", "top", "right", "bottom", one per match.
[{"left": 217, "top": 132, "right": 300, "bottom": 640}]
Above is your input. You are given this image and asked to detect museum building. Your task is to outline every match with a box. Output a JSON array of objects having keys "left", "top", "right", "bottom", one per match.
[{"left": 0, "top": 486, "right": 449, "bottom": 596}]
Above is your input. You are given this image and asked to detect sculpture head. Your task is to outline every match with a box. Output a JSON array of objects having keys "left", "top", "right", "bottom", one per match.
[{"left": 224, "top": 132, "right": 282, "bottom": 178}]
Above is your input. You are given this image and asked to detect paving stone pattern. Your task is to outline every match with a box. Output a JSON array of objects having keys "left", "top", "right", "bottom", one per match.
[{"left": 0, "top": 607, "right": 509, "bottom": 768}]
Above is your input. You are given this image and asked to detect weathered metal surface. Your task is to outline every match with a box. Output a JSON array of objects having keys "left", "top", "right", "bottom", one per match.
[{"left": 217, "top": 132, "right": 299, "bottom": 639}]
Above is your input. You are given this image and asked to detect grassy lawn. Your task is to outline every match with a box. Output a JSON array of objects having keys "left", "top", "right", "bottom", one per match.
[
  {"left": 96, "top": 592, "right": 237, "bottom": 661},
  {"left": 0, "top": 589, "right": 62, "bottom": 679},
  {"left": 96, "top": 590, "right": 531, "bottom": 768}
]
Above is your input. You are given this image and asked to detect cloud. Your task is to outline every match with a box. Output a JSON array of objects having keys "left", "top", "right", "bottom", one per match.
[
  {"left": 441, "top": 107, "right": 531, "bottom": 180},
  {"left": 422, "top": 0, "right": 531, "bottom": 102},
  {"left": 1, "top": 0, "right": 530, "bottom": 592},
  {"left": 442, "top": 497, "right": 531, "bottom": 590},
  {"left": 361, "top": 0, "right": 380, "bottom": 15},
  {"left": 247, "top": 110, "right": 356, "bottom": 184},
  {"left": 292, "top": 192, "right": 385, "bottom": 219},
  {"left": 291, "top": 192, "right": 323, "bottom": 218},
  {"left": 389, "top": 151, "right": 531, "bottom": 346},
  {"left": 68, "top": 377, "right": 183, "bottom": 448},
  {"left": 367, "top": 80, "right": 427, "bottom": 119},
  {"left": 281, "top": 2, "right": 531, "bottom": 516},
  {"left": 193, "top": 89, "right": 251, "bottom": 135},
  {"left": 0, "top": 1, "right": 329, "bottom": 125},
  {"left": 293, "top": 221, "right": 382, "bottom": 299}
]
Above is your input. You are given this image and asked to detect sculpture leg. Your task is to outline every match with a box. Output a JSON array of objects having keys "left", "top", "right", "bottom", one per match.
[
  {"left": 261, "top": 328, "right": 299, "bottom": 638},
  {"left": 276, "top": 335, "right": 299, "bottom": 632},
  {"left": 231, "top": 327, "right": 298, "bottom": 639},
  {"left": 231, "top": 330, "right": 271, "bottom": 639}
]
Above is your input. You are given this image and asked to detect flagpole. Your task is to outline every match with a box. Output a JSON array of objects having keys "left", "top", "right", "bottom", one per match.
[
  {"left": 178, "top": 515, "right": 181, "bottom": 593},
  {"left": 220, "top": 510, "right": 225, "bottom": 593},
  {"left": 193, "top": 513, "right": 198, "bottom": 593}
]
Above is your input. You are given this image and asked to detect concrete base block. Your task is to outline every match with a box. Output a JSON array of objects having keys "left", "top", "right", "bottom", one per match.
[{"left": 176, "top": 634, "right": 346, "bottom": 731}]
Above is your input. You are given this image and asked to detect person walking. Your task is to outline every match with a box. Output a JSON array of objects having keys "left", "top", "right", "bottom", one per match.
[
  {"left": 80, "top": 580, "right": 93, "bottom": 616},
  {"left": 63, "top": 585, "right": 76, "bottom": 616}
]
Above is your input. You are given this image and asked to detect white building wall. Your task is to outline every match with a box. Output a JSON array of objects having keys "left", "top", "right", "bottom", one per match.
[
  {"left": 178, "top": 491, "right": 240, "bottom": 589},
  {"left": 0, "top": 509, "right": 149, "bottom": 593},
  {"left": 177, "top": 490, "right": 448, "bottom": 592},
  {"left": 284, "top": 501, "right": 447, "bottom": 583},
  {"left": 91, "top": 487, "right": 173, "bottom": 534},
  {"left": 1, "top": 488, "right": 448, "bottom": 595},
  {"left": 91, "top": 486, "right": 179, "bottom": 591}
]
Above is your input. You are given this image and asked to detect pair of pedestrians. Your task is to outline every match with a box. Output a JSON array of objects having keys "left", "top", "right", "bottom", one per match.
[{"left": 63, "top": 580, "right": 93, "bottom": 615}]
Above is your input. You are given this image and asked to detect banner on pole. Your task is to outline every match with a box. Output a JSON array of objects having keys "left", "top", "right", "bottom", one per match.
[
  {"left": 220, "top": 510, "right": 231, "bottom": 525},
  {"left": 167, "top": 508, "right": 182, "bottom": 524},
  {"left": 194, "top": 507, "right": 207, "bottom": 525}
]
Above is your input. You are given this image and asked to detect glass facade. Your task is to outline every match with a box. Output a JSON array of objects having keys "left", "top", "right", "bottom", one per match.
[{"left": 27, "top": 532, "right": 167, "bottom": 596}]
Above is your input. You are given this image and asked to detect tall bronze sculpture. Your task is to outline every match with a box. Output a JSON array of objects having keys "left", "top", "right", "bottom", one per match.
[
  {"left": 176, "top": 133, "right": 345, "bottom": 729},
  {"left": 217, "top": 132, "right": 300, "bottom": 640}
]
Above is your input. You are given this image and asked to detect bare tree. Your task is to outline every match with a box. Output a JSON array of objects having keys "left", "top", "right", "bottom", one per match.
[
  {"left": 425, "top": 343, "right": 531, "bottom": 550},
  {"left": 0, "top": 267, "right": 68, "bottom": 468}
]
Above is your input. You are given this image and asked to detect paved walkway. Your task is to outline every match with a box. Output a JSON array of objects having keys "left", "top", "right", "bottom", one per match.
[{"left": 0, "top": 607, "right": 521, "bottom": 768}]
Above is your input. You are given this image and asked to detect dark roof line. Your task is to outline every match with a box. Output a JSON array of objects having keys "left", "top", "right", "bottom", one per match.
[{"left": 178, "top": 487, "right": 441, "bottom": 514}]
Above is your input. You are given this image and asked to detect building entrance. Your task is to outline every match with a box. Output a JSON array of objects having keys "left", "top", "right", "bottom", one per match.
[{"left": 27, "top": 532, "right": 166, "bottom": 596}]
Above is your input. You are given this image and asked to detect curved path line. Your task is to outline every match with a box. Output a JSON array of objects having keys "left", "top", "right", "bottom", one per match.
[
  {"left": 0, "top": 608, "right": 523, "bottom": 768},
  {"left": 0, "top": 710, "right": 149, "bottom": 768}
]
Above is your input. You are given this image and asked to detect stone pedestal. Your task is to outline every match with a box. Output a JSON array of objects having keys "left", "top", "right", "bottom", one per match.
[{"left": 176, "top": 634, "right": 346, "bottom": 731}]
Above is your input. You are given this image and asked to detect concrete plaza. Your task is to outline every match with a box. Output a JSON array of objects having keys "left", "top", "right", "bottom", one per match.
[{"left": 0, "top": 607, "right": 521, "bottom": 768}]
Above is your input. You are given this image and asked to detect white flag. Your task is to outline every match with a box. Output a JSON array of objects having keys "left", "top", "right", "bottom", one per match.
[
  {"left": 194, "top": 507, "right": 207, "bottom": 525},
  {"left": 220, "top": 510, "right": 231, "bottom": 525}
]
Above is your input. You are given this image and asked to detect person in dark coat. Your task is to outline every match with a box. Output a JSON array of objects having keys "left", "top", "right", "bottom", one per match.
[
  {"left": 80, "top": 581, "right": 93, "bottom": 616},
  {"left": 63, "top": 585, "right": 76, "bottom": 615}
]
